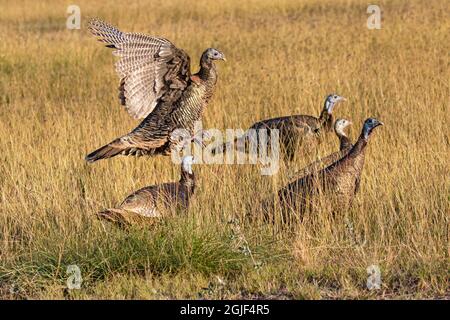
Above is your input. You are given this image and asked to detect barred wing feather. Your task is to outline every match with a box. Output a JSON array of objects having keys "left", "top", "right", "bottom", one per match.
[{"left": 88, "top": 18, "right": 191, "bottom": 119}]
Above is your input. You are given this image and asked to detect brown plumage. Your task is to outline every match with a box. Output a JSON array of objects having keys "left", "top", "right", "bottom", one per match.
[
  {"left": 273, "top": 118, "right": 383, "bottom": 222},
  {"left": 97, "top": 156, "right": 195, "bottom": 227},
  {"left": 289, "top": 118, "right": 353, "bottom": 180},
  {"left": 213, "top": 94, "right": 346, "bottom": 161},
  {"left": 85, "top": 18, "right": 225, "bottom": 163}
]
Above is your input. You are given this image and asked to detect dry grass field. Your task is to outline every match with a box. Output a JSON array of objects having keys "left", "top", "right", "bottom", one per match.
[{"left": 0, "top": 0, "right": 448, "bottom": 299}]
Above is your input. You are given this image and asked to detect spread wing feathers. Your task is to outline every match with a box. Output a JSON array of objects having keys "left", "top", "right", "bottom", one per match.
[{"left": 88, "top": 18, "right": 191, "bottom": 119}]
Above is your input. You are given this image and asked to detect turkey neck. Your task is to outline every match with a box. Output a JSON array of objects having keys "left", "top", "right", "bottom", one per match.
[
  {"left": 197, "top": 57, "right": 218, "bottom": 89},
  {"left": 335, "top": 134, "right": 368, "bottom": 172},
  {"left": 339, "top": 134, "right": 352, "bottom": 151},
  {"left": 180, "top": 171, "right": 195, "bottom": 196},
  {"left": 318, "top": 109, "right": 334, "bottom": 132}
]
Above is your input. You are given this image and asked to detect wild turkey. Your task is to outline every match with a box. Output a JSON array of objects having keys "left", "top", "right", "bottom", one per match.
[
  {"left": 274, "top": 118, "right": 383, "bottom": 222},
  {"left": 213, "top": 94, "right": 346, "bottom": 161},
  {"left": 85, "top": 18, "right": 225, "bottom": 163},
  {"left": 289, "top": 118, "right": 353, "bottom": 180},
  {"left": 97, "top": 156, "right": 195, "bottom": 227}
]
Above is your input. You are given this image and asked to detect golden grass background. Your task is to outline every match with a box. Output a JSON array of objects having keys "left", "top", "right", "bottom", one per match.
[{"left": 0, "top": 0, "right": 448, "bottom": 299}]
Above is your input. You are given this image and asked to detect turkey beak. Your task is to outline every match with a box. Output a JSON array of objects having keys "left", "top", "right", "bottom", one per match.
[
  {"left": 220, "top": 53, "right": 226, "bottom": 61},
  {"left": 374, "top": 120, "right": 384, "bottom": 128}
]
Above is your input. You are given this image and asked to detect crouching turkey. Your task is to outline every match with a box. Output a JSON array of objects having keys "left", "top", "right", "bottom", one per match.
[{"left": 97, "top": 156, "right": 196, "bottom": 227}]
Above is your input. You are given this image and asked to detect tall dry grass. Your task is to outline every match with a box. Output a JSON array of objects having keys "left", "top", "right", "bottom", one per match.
[{"left": 0, "top": 0, "right": 448, "bottom": 299}]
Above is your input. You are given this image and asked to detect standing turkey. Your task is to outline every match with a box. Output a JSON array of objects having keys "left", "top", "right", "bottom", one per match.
[
  {"left": 85, "top": 18, "right": 225, "bottom": 163},
  {"left": 97, "top": 156, "right": 196, "bottom": 227},
  {"left": 289, "top": 118, "right": 353, "bottom": 180},
  {"left": 213, "top": 94, "right": 346, "bottom": 161},
  {"left": 274, "top": 118, "right": 383, "bottom": 222}
]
